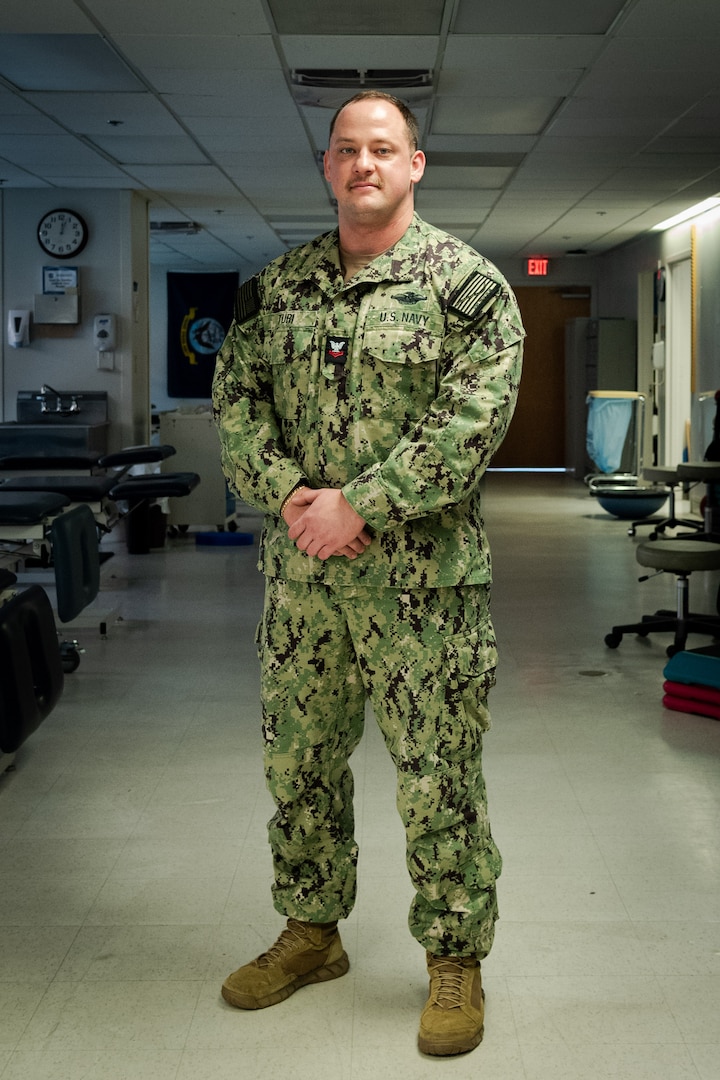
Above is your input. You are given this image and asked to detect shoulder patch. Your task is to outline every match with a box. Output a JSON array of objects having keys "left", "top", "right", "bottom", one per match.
[
  {"left": 234, "top": 276, "right": 261, "bottom": 324},
  {"left": 448, "top": 271, "right": 502, "bottom": 320}
]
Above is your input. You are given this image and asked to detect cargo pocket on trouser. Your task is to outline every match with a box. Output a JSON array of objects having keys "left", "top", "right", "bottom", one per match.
[
  {"left": 442, "top": 621, "right": 498, "bottom": 742},
  {"left": 405, "top": 618, "right": 501, "bottom": 957}
]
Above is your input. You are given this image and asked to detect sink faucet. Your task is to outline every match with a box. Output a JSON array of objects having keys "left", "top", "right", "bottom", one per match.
[
  {"left": 39, "top": 384, "right": 80, "bottom": 414},
  {"left": 39, "top": 384, "right": 61, "bottom": 413}
]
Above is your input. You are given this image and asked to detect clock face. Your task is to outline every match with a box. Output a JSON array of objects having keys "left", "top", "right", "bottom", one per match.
[{"left": 37, "top": 209, "right": 88, "bottom": 259}]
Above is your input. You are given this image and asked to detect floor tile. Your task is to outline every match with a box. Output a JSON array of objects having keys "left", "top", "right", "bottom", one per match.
[{"left": 2, "top": 475, "right": 718, "bottom": 1079}]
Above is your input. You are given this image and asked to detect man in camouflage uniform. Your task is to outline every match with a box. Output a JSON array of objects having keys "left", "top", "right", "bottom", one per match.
[{"left": 212, "top": 90, "right": 524, "bottom": 1057}]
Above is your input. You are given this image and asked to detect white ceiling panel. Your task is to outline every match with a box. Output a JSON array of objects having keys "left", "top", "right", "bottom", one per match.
[
  {"left": 0, "top": 35, "right": 142, "bottom": 92},
  {"left": 114, "top": 34, "right": 279, "bottom": 73},
  {"left": 47, "top": 174, "right": 136, "bottom": 187},
  {"left": 0, "top": 113, "right": 66, "bottom": 135},
  {"left": 268, "top": 0, "right": 445, "bottom": 36},
  {"left": 90, "top": 136, "right": 210, "bottom": 166},
  {"left": 279, "top": 35, "right": 440, "bottom": 69},
  {"left": 452, "top": 0, "right": 627, "bottom": 35},
  {"left": 164, "top": 75, "right": 297, "bottom": 118},
  {"left": 0, "top": 161, "right": 50, "bottom": 185},
  {"left": 87, "top": 0, "right": 270, "bottom": 36},
  {"left": 0, "top": 134, "right": 112, "bottom": 167},
  {"left": 619, "top": 0, "right": 720, "bottom": 39},
  {"left": 0, "top": 0, "right": 718, "bottom": 267},
  {"left": 415, "top": 190, "right": 496, "bottom": 213},
  {"left": 185, "top": 118, "right": 310, "bottom": 153},
  {"left": 437, "top": 68, "right": 583, "bottom": 98},
  {"left": 433, "top": 97, "right": 561, "bottom": 136},
  {"left": 442, "top": 35, "right": 606, "bottom": 69},
  {"left": 25, "top": 92, "right": 189, "bottom": 136},
  {"left": 578, "top": 62, "right": 720, "bottom": 99},
  {"left": 0, "top": 0, "right": 96, "bottom": 33},
  {"left": 124, "top": 165, "right": 240, "bottom": 195},
  {"left": 423, "top": 166, "right": 513, "bottom": 190},
  {"left": 547, "top": 117, "right": 673, "bottom": 141}
]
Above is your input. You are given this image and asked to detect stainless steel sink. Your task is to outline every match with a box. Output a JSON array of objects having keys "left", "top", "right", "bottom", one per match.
[
  {"left": 0, "top": 389, "right": 110, "bottom": 457},
  {"left": 0, "top": 421, "right": 110, "bottom": 456}
]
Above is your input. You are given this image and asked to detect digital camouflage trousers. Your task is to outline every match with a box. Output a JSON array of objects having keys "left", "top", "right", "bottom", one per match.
[{"left": 257, "top": 576, "right": 502, "bottom": 958}]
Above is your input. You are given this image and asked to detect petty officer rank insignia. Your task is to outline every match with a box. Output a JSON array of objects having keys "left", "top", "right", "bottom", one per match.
[
  {"left": 448, "top": 271, "right": 501, "bottom": 321},
  {"left": 325, "top": 335, "right": 349, "bottom": 379},
  {"left": 234, "top": 277, "right": 261, "bottom": 324}
]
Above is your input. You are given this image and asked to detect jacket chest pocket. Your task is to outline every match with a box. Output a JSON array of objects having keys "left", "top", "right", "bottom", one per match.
[
  {"left": 361, "top": 315, "right": 444, "bottom": 419},
  {"left": 266, "top": 317, "right": 317, "bottom": 420}
]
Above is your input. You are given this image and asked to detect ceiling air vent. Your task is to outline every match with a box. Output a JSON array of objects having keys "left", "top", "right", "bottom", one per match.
[
  {"left": 150, "top": 221, "right": 202, "bottom": 237},
  {"left": 291, "top": 69, "right": 433, "bottom": 109}
]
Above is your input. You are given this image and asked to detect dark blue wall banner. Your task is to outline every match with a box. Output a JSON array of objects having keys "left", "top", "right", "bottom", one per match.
[{"left": 167, "top": 271, "right": 239, "bottom": 397}]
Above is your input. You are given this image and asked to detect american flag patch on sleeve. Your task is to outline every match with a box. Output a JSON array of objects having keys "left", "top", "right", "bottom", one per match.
[
  {"left": 234, "top": 277, "right": 261, "bottom": 323},
  {"left": 448, "top": 271, "right": 502, "bottom": 320}
]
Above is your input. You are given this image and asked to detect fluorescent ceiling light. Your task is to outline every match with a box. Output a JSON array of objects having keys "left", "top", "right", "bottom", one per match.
[{"left": 652, "top": 196, "right": 720, "bottom": 232}]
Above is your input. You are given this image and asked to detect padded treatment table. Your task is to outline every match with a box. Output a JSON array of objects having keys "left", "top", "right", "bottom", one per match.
[
  {"left": 0, "top": 452, "right": 103, "bottom": 471},
  {"left": 0, "top": 474, "right": 118, "bottom": 533},
  {"left": 0, "top": 490, "right": 71, "bottom": 587},
  {"left": 0, "top": 444, "right": 200, "bottom": 554},
  {"left": 101, "top": 444, "right": 199, "bottom": 553},
  {"left": 0, "top": 445, "right": 183, "bottom": 542},
  {"left": 0, "top": 490, "right": 71, "bottom": 556},
  {"left": 0, "top": 584, "right": 64, "bottom": 763},
  {"left": 99, "top": 444, "right": 176, "bottom": 469},
  {"left": 0, "top": 474, "right": 116, "bottom": 499},
  {"left": 109, "top": 472, "right": 200, "bottom": 553}
]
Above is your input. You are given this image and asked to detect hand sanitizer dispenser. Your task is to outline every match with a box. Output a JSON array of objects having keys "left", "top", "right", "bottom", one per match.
[
  {"left": 7, "top": 309, "right": 30, "bottom": 348},
  {"left": 93, "top": 314, "right": 116, "bottom": 352}
]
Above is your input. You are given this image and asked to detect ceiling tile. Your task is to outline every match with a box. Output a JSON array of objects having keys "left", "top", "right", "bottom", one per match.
[
  {"left": 423, "top": 165, "right": 514, "bottom": 189},
  {"left": 433, "top": 97, "right": 561, "bottom": 136},
  {"left": 89, "top": 136, "right": 210, "bottom": 166},
  {"left": 442, "top": 35, "right": 606, "bottom": 68},
  {"left": 25, "top": 92, "right": 188, "bottom": 136},
  {"left": 618, "top": 0, "right": 720, "bottom": 38},
  {"left": 0, "top": 0, "right": 96, "bottom": 33},
  {"left": 0, "top": 34, "right": 142, "bottom": 92},
  {"left": 280, "top": 36, "right": 439, "bottom": 69},
  {"left": 1, "top": 0, "right": 719, "bottom": 265},
  {"left": 268, "top": 0, "right": 444, "bottom": 35},
  {"left": 114, "top": 34, "right": 278, "bottom": 72},
  {"left": 438, "top": 68, "right": 583, "bottom": 97},
  {"left": 452, "top": 0, "right": 627, "bottom": 35},
  {"left": 123, "top": 164, "right": 240, "bottom": 195},
  {"left": 0, "top": 134, "right": 112, "bottom": 167},
  {"left": 86, "top": 0, "right": 270, "bottom": 35}
]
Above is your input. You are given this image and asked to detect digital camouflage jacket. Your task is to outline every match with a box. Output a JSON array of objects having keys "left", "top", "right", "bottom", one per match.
[{"left": 212, "top": 214, "right": 524, "bottom": 588}]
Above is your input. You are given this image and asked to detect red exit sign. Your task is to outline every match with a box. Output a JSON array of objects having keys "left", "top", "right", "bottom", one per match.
[{"left": 526, "top": 257, "right": 549, "bottom": 276}]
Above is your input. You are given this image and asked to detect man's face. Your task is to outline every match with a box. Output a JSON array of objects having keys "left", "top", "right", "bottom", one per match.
[{"left": 323, "top": 99, "right": 425, "bottom": 227}]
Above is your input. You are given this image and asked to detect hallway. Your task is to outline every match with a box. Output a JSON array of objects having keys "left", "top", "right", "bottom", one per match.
[{"left": 1, "top": 473, "right": 718, "bottom": 1079}]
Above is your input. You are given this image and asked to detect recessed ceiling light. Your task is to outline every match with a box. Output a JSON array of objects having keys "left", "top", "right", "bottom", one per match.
[{"left": 652, "top": 197, "right": 720, "bottom": 231}]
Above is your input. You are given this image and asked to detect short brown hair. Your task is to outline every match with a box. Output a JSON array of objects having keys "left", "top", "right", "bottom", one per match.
[{"left": 328, "top": 90, "right": 420, "bottom": 151}]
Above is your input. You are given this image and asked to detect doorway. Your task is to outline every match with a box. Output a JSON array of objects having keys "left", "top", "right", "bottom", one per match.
[
  {"left": 491, "top": 286, "right": 591, "bottom": 469},
  {"left": 659, "top": 257, "right": 692, "bottom": 466}
]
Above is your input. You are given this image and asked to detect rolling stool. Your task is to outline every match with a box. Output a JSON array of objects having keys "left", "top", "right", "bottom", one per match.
[
  {"left": 604, "top": 538, "right": 720, "bottom": 656},
  {"left": 627, "top": 466, "right": 704, "bottom": 538}
]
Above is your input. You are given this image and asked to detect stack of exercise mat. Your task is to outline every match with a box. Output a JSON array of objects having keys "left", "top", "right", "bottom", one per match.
[{"left": 663, "top": 645, "right": 720, "bottom": 720}]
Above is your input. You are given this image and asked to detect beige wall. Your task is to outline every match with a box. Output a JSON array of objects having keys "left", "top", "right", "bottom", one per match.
[{"left": 0, "top": 188, "right": 150, "bottom": 451}]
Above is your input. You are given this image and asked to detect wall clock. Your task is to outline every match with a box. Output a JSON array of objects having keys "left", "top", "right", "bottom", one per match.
[{"left": 37, "top": 208, "right": 89, "bottom": 259}]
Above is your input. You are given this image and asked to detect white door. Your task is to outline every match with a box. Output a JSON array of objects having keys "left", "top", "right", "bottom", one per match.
[{"left": 663, "top": 257, "right": 692, "bottom": 466}]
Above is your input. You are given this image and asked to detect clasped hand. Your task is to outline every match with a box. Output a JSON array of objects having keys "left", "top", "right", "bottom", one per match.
[{"left": 283, "top": 487, "right": 372, "bottom": 560}]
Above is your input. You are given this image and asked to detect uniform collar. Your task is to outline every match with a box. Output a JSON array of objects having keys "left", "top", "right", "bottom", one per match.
[{"left": 299, "top": 214, "right": 426, "bottom": 294}]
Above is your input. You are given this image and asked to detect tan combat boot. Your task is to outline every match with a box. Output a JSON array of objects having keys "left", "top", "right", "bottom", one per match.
[
  {"left": 221, "top": 918, "right": 349, "bottom": 1010},
  {"left": 417, "top": 952, "right": 485, "bottom": 1056}
]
